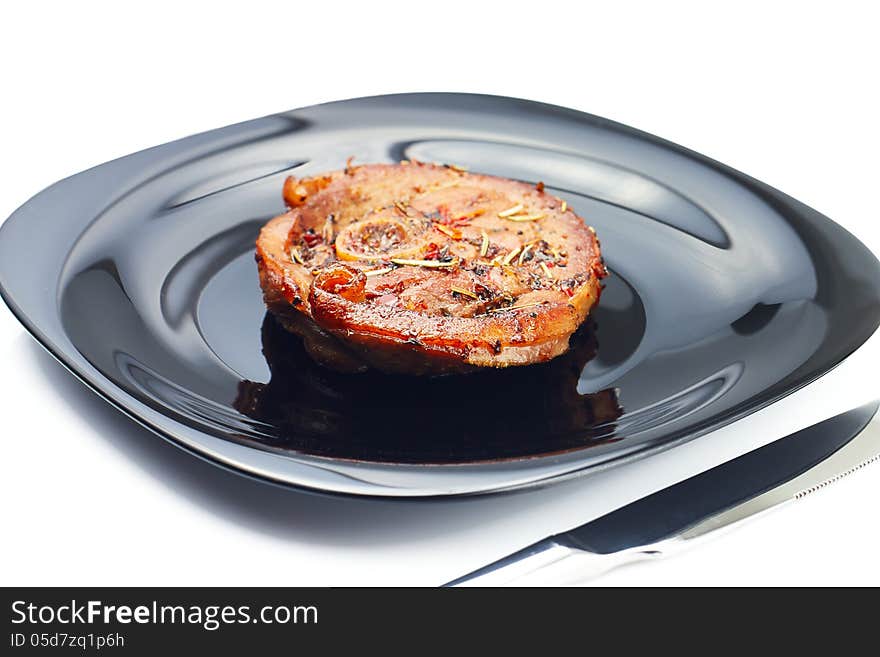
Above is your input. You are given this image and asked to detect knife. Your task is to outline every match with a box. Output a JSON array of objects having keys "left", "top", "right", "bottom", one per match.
[{"left": 447, "top": 401, "right": 880, "bottom": 586}]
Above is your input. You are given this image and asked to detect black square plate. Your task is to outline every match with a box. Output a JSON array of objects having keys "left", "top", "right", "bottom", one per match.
[{"left": 2, "top": 93, "right": 878, "bottom": 496}]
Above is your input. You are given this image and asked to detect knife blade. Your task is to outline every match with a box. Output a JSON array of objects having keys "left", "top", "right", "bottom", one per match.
[{"left": 447, "top": 401, "right": 880, "bottom": 586}]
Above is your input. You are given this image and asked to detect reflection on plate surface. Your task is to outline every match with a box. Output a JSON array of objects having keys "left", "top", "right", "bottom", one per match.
[
  {"left": 1, "top": 93, "right": 879, "bottom": 495},
  {"left": 235, "top": 315, "right": 621, "bottom": 464}
]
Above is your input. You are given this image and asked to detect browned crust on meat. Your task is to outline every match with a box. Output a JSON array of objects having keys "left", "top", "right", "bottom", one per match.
[{"left": 255, "top": 161, "right": 606, "bottom": 374}]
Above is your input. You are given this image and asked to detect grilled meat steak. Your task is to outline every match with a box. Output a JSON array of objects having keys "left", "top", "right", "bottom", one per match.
[{"left": 255, "top": 161, "right": 606, "bottom": 374}]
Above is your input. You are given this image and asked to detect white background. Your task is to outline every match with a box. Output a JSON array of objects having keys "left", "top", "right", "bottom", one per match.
[{"left": 1, "top": 1, "right": 879, "bottom": 586}]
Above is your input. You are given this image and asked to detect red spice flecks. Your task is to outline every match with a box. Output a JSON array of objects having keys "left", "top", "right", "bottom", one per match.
[
  {"left": 424, "top": 242, "right": 441, "bottom": 260},
  {"left": 302, "top": 232, "right": 323, "bottom": 248},
  {"left": 563, "top": 287, "right": 574, "bottom": 297},
  {"left": 450, "top": 208, "right": 485, "bottom": 226}
]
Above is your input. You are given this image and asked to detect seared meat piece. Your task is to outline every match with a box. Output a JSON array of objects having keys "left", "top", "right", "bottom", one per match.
[{"left": 255, "top": 161, "right": 606, "bottom": 374}]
